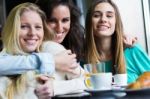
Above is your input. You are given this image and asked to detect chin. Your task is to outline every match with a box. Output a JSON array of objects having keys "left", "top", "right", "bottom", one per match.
[
  {"left": 25, "top": 48, "right": 36, "bottom": 53},
  {"left": 55, "top": 39, "right": 64, "bottom": 44}
]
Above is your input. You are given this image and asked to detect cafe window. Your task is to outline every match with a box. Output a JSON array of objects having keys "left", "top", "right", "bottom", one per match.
[{"left": 142, "top": 0, "right": 150, "bottom": 55}]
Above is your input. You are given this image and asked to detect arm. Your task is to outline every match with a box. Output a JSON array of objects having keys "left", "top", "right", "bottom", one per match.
[
  {"left": 124, "top": 44, "right": 150, "bottom": 83},
  {"left": 42, "top": 41, "right": 78, "bottom": 74},
  {"left": 0, "top": 53, "right": 55, "bottom": 75},
  {"left": 35, "top": 77, "right": 87, "bottom": 97},
  {"left": 53, "top": 77, "right": 87, "bottom": 96},
  {"left": 66, "top": 64, "right": 85, "bottom": 80}
]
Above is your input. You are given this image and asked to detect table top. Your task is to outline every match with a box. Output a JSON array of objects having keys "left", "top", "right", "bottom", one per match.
[{"left": 52, "top": 88, "right": 150, "bottom": 99}]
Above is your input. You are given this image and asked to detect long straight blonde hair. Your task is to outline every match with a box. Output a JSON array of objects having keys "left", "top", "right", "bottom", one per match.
[
  {"left": 2, "top": 2, "right": 54, "bottom": 55},
  {"left": 1, "top": 2, "right": 54, "bottom": 99},
  {"left": 84, "top": 0, "right": 126, "bottom": 74}
]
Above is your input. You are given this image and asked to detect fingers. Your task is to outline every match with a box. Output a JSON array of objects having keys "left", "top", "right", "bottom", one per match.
[
  {"left": 37, "top": 75, "right": 49, "bottom": 81},
  {"left": 65, "top": 50, "right": 76, "bottom": 57},
  {"left": 35, "top": 86, "right": 48, "bottom": 95},
  {"left": 35, "top": 88, "right": 52, "bottom": 99},
  {"left": 36, "top": 75, "right": 49, "bottom": 84},
  {"left": 67, "top": 63, "right": 80, "bottom": 74},
  {"left": 66, "top": 50, "right": 72, "bottom": 55},
  {"left": 123, "top": 36, "right": 137, "bottom": 47},
  {"left": 64, "top": 50, "right": 78, "bottom": 69},
  {"left": 70, "top": 61, "right": 78, "bottom": 69},
  {"left": 66, "top": 58, "right": 78, "bottom": 70},
  {"left": 71, "top": 53, "right": 76, "bottom": 58},
  {"left": 55, "top": 49, "right": 78, "bottom": 73},
  {"left": 132, "top": 37, "right": 137, "bottom": 44},
  {"left": 125, "top": 37, "right": 132, "bottom": 44},
  {"left": 134, "top": 37, "right": 138, "bottom": 40},
  {"left": 35, "top": 84, "right": 53, "bottom": 99}
]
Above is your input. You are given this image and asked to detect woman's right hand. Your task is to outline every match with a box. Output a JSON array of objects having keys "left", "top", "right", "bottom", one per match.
[
  {"left": 54, "top": 50, "right": 78, "bottom": 74},
  {"left": 35, "top": 76, "right": 54, "bottom": 99},
  {"left": 123, "top": 34, "right": 137, "bottom": 48}
]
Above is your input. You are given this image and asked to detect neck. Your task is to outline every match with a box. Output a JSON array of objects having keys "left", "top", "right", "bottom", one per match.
[{"left": 95, "top": 36, "right": 112, "bottom": 61}]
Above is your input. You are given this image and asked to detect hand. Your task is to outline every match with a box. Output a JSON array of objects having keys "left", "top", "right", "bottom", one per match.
[
  {"left": 35, "top": 76, "right": 54, "bottom": 99},
  {"left": 54, "top": 50, "right": 78, "bottom": 74},
  {"left": 123, "top": 34, "right": 137, "bottom": 48},
  {"left": 67, "top": 64, "right": 85, "bottom": 79}
]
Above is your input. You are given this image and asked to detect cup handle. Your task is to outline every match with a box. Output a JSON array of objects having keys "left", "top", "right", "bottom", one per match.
[
  {"left": 112, "top": 76, "right": 116, "bottom": 85},
  {"left": 84, "top": 74, "right": 92, "bottom": 89}
]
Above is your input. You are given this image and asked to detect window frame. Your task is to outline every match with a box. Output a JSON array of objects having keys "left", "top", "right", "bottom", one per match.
[{"left": 142, "top": 0, "right": 150, "bottom": 55}]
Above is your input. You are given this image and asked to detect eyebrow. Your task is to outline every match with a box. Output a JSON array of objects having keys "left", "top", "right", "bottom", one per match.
[
  {"left": 48, "top": 16, "right": 70, "bottom": 21},
  {"left": 64, "top": 17, "right": 70, "bottom": 19},
  {"left": 93, "top": 10, "right": 115, "bottom": 14}
]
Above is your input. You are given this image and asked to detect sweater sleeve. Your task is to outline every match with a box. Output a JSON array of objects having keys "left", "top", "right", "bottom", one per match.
[
  {"left": 124, "top": 44, "right": 150, "bottom": 83},
  {"left": 0, "top": 53, "right": 55, "bottom": 76},
  {"left": 53, "top": 77, "right": 87, "bottom": 96}
]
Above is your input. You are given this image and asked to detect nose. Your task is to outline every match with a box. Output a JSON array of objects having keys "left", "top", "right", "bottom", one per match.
[
  {"left": 56, "top": 22, "right": 63, "bottom": 33},
  {"left": 100, "top": 15, "right": 107, "bottom": 23},
  {"left": 28, "top": 27, "right": 36, "bottom": 36}
]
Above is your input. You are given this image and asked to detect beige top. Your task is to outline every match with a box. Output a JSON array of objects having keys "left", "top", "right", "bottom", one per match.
[
  {"left": 0, "top": 72, "right": 38, "bottom": 99},
  {"left": 42, "top": 41, "right": 87, "bottom": 95}
]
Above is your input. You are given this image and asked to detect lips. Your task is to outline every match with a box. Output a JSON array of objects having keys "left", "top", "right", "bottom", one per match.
[
  {"left": 54, "top": 32, "right": 65, "bottom": 43},
  {"left": 24, "top": 39, "right": 38, "bottom": 45},
  {"left": 56, "top": 33, "right": 63, "bottom": 37},
  {"left": 97, "top": 25, "right": 110, "bottom": 31}
]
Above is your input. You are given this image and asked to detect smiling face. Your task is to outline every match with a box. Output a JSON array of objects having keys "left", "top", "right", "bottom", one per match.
[
  {"left": 19, "top": 10, "right": 44, "bottom": 53},
  {"left": 47, "top": 5, "right": 71, "bottom": 43},
  {"left": 92, "top": 2, "right": 116, "bottom": 38}
]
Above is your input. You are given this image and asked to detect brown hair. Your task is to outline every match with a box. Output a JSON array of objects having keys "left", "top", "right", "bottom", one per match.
[
  {"left": 36, "top": 0, "right": 85, "bottom": 61},
  {"left": 84, "top": 0, "right": 126, "bottom": 74}
]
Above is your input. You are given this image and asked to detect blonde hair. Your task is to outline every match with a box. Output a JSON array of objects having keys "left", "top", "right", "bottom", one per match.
[
  {"left": 2, "top": 2, "right": 54, "bottom": 55},
  {"left": 1, "top": 2, "right": 54, "bottom": 99},
  {"left": 84, "top": 0, "right": 126, "bottom": 74}
]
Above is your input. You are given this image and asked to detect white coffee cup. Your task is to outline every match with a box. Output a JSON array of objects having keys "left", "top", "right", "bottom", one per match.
[
  {"left": 113, "top": 74, "right": 127, "bottom": 86},
  {"left": 86, "top": 73, "right": 112, "bottom": 90}
]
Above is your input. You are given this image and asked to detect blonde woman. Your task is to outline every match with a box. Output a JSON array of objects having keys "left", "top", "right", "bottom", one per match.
[{"left": 0, "top": 2, "right": 55, "bottom": 99}]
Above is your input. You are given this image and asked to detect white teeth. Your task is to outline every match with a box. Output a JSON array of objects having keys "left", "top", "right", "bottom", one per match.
[
  {"left": 98, "top": 26, "right": 109, "bottom": 30},
  {"left": 25, "top": 39, "right": 36, "bottom": 45},
  {"left": 56, "top": 33, "right": 63, "bottom": 37},
  {"left": 100, "top": 26, "right": 107, "bottom": 29}
]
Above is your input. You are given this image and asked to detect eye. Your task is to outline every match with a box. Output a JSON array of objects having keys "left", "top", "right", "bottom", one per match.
[
  {"left": 62, "top": 18, "right": 70, "bottom": 23},
  {"left": 21, "top": 25, "right": 29, "bottom": 29},
  {"left": 106, "top": 12, "right": 115, "bottom": 18},
  {"left": 93, "top": 14, "right": 100, "bottom": 18},
  {"left": 107, "top": 15, "right": 113, "bottom": 18},
  {"left": 48, "top": 18, "right": 57, "bottom": 23},
  {"left": 93, "top": 12, "right": 101, "bottom": 18},
  {"left": 35, "top": 25, "right": 42, "bottom": 30}
]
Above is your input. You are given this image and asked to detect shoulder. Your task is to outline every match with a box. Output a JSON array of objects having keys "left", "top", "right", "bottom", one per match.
[
  {"left": 124, "top": 43, "right": 146, "bottom": 54},
  {"left": 42, "top": 41, "right": 66, "bottom": 55},
  {"left": 124, "top": 43, "right": 150, "bottom": 60},
  {"left": 42, "top": 41, "right": 59, "bottom": 47},
  {"left": 42, "top": 41, "right": 65, "bottom": 49}
]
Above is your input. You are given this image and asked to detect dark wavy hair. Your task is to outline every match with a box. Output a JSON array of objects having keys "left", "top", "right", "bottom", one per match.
[{"left": 36, "top": 0, "right": 85, "bottom": 62}]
